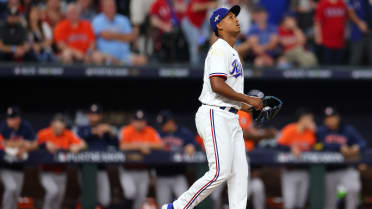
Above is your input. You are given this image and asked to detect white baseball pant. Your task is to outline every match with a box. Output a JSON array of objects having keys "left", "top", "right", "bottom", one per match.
[
  {"left": 119, "top": 168, "right": 149, "bottom": 209},
  {"left": 325, "top": 167, "right": 361, "bottom": 209},
  {"left": 281, "top": 169, "right": 309, "bottom": 209},
  {"left": 173, "top": 105, "right": 249, "bottom": 209},
  {"left": 211, "top": 177, "right": 265, "bottom": 209},
  {"left": 156, "top": 175, "right": 188, "bottom": 206},
  {"left": 40, "top": 172, "right": 67, "bottom": 209},
  {"left": 97, "top": 170, "right": 111, "bottom": 207},
  {"left": 1, "top": 169, "right": 24, "bottom": 209}
]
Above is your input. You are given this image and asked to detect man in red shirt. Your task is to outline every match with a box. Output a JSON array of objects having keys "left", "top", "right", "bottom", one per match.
[
  {"left": 181, "top": 0, "right": 217, "bottom": 66},
  {"left": 314, "top": 0, "right": 348, "bottom": 65},
  {"left": 278, "top": 13, "right": 317, "bottom": 68},
  {"left": 54, "top": 3, "right": 105, "bottom": 64},
  {"left": 149, "top": 0, "right": 188, "bottom": 63}
]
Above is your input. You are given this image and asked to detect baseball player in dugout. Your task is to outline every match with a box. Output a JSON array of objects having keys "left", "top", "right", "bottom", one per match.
[
  {"left": 0, "top": 106, "right": 38, "bottom": 209},
  {"left": 316, "top": 107, "right": 366, "bottom": 209},
  {"left": 76, "top": 104, "right": 117, "bottom": 208},
  {"left": 277, "top": 108, "right": 316, "bottom": 209},
  {"left": 119, "top": 110, "right": 164, "bottom": 209},
  {"left": 155, "top": 110, "right": 199, "bottom": 207},
  {"left": 161, "top": 4, "right": 282, "bottom": 209},
  {"left": 37, "top": 114, "right": 87, "bottom": 209}
]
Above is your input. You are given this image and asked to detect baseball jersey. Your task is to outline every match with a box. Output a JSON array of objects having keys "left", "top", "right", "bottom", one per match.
[
  {"left": 238, "top": 111, "right": 255, "bottom": 151},
  {"left": 120, "top": 125, "right": 162, "bottom": 145},
  {"left": 37, "top": 127, "right": 83, "bottom": 150},
  {"left": 315, "top": 0, "right": 348, "bottom": 48},
  {"left": 199, "top": 38, "right": 244, "bottom": 109},
  {"left": 277, "top": 123, "right": 315, "bottom": 151}
]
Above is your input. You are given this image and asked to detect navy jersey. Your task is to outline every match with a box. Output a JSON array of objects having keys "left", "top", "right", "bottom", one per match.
[
  {"left": 316, "top": 124, "right": 367, "bottom": 152},
  {"left": 158, "top": 125, "right": 198, "bottom": 152},
  {"left": 0, "top": 120, "right": 35, "bottom": 141},
  {"left": 156, "top": 125, "right": 198, "bottom": 176},
  {"left": 76, "top": 125, "right": 118, "bottom": 151}
]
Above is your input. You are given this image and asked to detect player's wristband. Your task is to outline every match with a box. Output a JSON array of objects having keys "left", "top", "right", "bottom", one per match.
[{"left": 11, "top": 46, "right": 16, "bottom": 53}]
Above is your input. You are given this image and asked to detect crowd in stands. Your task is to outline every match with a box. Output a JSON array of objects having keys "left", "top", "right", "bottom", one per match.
[
  {"left": 0, "top": 0, "right": 371, "bottom": 67},
  {"left": 0, "top": 102, "right": 367, "bottom": 209}
]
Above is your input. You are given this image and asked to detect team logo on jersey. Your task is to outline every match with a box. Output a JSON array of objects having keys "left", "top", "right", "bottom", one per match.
[{"left": 230, "top": 59, "right": 243, "bottom": 78}]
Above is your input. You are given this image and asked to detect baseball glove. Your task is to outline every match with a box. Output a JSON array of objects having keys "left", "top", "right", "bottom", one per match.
[{"left": 252, "top": 96, "right": 283, "bottom": 124}]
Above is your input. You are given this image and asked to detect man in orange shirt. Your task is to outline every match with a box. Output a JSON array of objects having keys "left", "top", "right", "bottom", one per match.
[
  {"left": 54, "top": 3, "right": 105, "bottom": 64},
  {"left": 119, "top": 110, "right": 164, "bottom": 209},
  {"left": 277, "top": 108, "right": 316, "bottom": 209},
  {"left": 37, "top": 114, "right": 87, "bottom": 209}
]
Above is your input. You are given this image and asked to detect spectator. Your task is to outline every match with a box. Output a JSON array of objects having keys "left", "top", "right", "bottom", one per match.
[
  {"left": 0, "top": 8, "right": 35, "bottom": 62},
  {"left": 348, "top": 0, "right": 372, "bottom": 66},
  {"left": 76, "top": 104, "right": 117, "bottom": 208},
  {"left": 277, "top": 13, "right": 317, "bottom": 68},
  {"left": 42, "top": 0, "right": 65, "bottom": 28},
  {"left": 37, "top": 114, "right": 87, "bottom": 209},
  {"left": 1, "top": 0, "right": 25, "bottom": 21},
  {"left": 26, "top": 6, "right": 56, "bottom": 62},
  {"left": 246, "top": 7, "right": 279, "bottom": 67},
  {"left": 259, "top": 0, "right": 290, "bottom": 25},
  {"left": 92, "top": 0, "right": 147, "bottom": 65},
  {"left": 293, "top": 0, "right": 317, "bottom": 36},
  {"left": 181, "top": 0, "right": 216, "bottom": 66},
  {"left": 0, "top": 106, "right": 37, "bottom": 209},
  {"left": 130, "top": 0, "right": 156, "bottom": 54},
  {"left": 149, "top": 0, "right": 189, "bottom": 63},
  {"left": 77, "top": 0, "right": 96, "bottom": 21},
  {"left": 316, "top": 107, "right": 366, "bottom": 209},
  {"left": 119, "top": 110, "right": 164, "bottom": 209},
  {"left": 154, "top": 110, "right": 197, "bottom": 207},
  {"left": 54, "top": 3, "right": 105, "bottom": 64},
  {"left": 315, "top": 0, "right": 348, "bottom": 65},
  {"left": 277, "top": 108, "right": 316, "bottom": 209}
]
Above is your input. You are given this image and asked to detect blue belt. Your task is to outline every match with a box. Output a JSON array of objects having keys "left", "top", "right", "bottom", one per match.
[{"left": 219, "top": 106, "right": 238, "bottom": 114}]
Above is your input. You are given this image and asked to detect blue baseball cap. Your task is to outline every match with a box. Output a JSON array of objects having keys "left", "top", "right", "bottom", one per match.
[{"left": 210, "top": 5, "right": 240, "bottom": 34}]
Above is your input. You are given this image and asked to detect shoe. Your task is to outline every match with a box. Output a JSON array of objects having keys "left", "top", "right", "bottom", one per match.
[{"left": 161, "top": 203, "right": 174, "bottom": 209}]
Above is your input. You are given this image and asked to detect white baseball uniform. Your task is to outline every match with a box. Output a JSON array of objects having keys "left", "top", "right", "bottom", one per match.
[{"left": 173, "top": 38, "right": 249, "bottom": 209}]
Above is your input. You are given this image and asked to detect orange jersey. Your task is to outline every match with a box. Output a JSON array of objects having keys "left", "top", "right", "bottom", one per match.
[
  {"left": 120, "top": 125, "right": 162, "bottom": 145},
  {"left": 238, "top": 111, "right": 255, "bottom": 151},
  {"left": 54, "top": 19, "right": 95, "bottom": 53},
  {"left": 37, "top": 127, "right": 82, "bottom": 150},
  {"left": 277, "top": 123, "right": 315, "bottom": 151}
]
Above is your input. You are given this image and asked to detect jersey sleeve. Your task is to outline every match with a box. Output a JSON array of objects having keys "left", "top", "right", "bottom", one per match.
[
  {"left": 148, "top": 128, "right": 163, "bottom": 144},
  {"left": 69, "top": 131, "right": 83, "bottom": 145},
  {"left": 37, "top": 129, "right": 47, "bottom": 145},
  {"left": 238, "top": 111, "right": 253, "bottom": 130},
  {"left": 315, "top": 2, "right": 325, "bottom": 23},
  {"left": 54, "top": 22, "right": 66, "bottom": 42},
  {"left": 23, "top": 122, "right": 36, "bottom": 141},
  {"left": 208, "top": 46, "right": 229, "bottom": 78},
  {"left": 277, "top": 125, "right": 293, "bottom": 146},
  {"left": 119, "top": 126, "right": 131, "bottom": 144}
]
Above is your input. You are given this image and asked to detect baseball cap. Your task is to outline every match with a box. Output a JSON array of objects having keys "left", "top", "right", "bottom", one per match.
[
  {"left": 156, "top": 110, "right": 174, "bottom": 126},
  {"left": 88, "top": 103, "right": 103, "bottom": 114},
  {"left": 6, "top": 106, "right": 21, "bottom": 118},
  {"left": 133, "top": 109, "right": 146, "bottom": 121},
  {"left": 210, "top": 5, "right": 240, "bottom": 34},
  {"left": 324, "top": 106, "right": 339, "bottom": 117}
]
